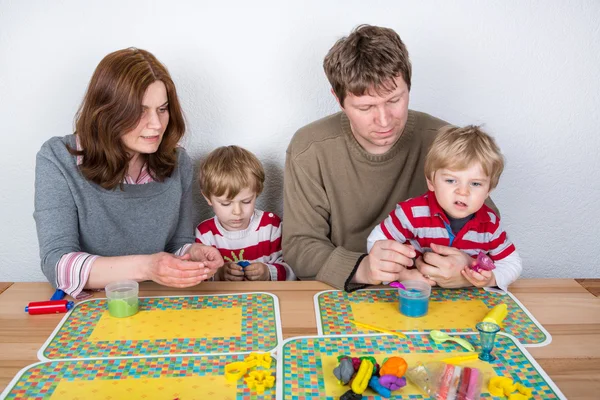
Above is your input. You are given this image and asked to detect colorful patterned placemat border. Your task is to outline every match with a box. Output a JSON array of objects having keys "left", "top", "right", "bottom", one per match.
[
  {"left": 40, "top": 292, "right": 281, "bottom": 360},
  {"left": 315, "top": 288, "right": 550, "bottom": 346},
  {"left": 1, "top": 353, "right": 276, "bottom": 400},
  {"left": 278, "top": 333, "right": 565, "bottom": 399}
]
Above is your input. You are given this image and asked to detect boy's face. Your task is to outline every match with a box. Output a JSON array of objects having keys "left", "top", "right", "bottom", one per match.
[
  {"left": 427, "top": 163, "right": 491, "bottom": 219},
  {"left": 204, "top": 187, "right": 257, "bottom": 232},
  {"left": 337, "top": 75, "right": 410, "bottom": 155}
]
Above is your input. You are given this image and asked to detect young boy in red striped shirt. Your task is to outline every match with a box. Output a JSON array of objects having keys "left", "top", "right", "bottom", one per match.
[
  {"left": 196, "top": 146, "right": 295, "bottom": 281},
  {"left": 367, "top": 125, "right": 522, "bottom": 290}
]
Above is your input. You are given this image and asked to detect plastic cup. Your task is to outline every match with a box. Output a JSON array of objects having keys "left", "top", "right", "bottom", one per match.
[
  {"left": 105, "top": 280, "right": 139, "bottom": 318},
  {"left": 476, "top": 321, "right": 501, "bottom": 362},
  {"left": 398, "top": 280, "right": 432, "bottom": 317}
]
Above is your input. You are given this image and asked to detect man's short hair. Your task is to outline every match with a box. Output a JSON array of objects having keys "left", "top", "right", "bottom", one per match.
[
  {"left": 323, "top": 24, "right": 412, "bottom": 106},
  {"left": 199, "top": 145, "right": 265, "bottom": 199},
  {"left": 425, "top": 125, "right": 505, "bottom": 190}
]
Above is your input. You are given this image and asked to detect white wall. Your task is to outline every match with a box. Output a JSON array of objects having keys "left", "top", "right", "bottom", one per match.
[{"left": 1, "top": 0, "right": 599, "bottom": 282}]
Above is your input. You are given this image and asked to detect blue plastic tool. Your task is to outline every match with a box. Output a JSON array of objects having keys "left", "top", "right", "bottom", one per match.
[{"left": 50, "top": 289, "right": 66, "bottom": 301}]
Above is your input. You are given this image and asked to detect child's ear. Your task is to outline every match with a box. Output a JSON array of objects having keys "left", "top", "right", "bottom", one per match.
[
  {"left": 201, "top": 192, "right": 212, "bottom": 206},
  {"left": 426, "top": 177, "right": 435, "bottom": 192}
]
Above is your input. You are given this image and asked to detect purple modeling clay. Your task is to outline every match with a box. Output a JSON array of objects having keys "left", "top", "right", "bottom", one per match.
[
  {"left": 470, "top": 251, "right": 495, "bottom": 273},
  {"left": 379, "top": 375, "right": 407, "bottom": 391}
]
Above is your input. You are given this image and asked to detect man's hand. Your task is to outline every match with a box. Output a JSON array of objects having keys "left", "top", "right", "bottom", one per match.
[
  {"left": 244, "top": 263, "right": 271, "bottom": 281},
  {"left": 415, "top": 243, "right": 473, "bottom": 288},
  {"left": 353, "top": 240, "right": 429, "bottom": 285}
]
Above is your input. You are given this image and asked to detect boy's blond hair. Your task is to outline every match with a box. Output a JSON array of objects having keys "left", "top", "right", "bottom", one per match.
[
  {"left": 323, "top": 24, "right": 412, "bottom": 106},
  {"left": 424, "top": 125, "right": 505, "bottom": 190},
  {"left": 200, "top": 146, "right": 265, "bottom": 199}
]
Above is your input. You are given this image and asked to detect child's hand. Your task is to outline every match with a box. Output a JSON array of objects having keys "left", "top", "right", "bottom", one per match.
[
  {"left": 461, "top": 265, "right": 495, "bottom": 288},
  {"left": 243, "top": 263, "right": 270, "bottom": 281},
  {"left": 219, "top": 262, "right": 245, "bottom": 281}
]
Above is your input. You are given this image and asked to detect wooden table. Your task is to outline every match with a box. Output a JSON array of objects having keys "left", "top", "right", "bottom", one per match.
[
  {"left": 1, "top": 279, "right": 599, "bottom": 399},
  {"left": 0, "top": 283, "right": 12, "bottom": 296}
]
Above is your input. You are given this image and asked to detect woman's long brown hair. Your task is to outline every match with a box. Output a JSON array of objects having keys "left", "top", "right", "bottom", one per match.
[{"left": 69, "top": 48, "right": 185, "bottom": 190}]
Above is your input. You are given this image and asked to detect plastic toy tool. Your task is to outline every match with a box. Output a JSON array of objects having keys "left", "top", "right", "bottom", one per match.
[
  {"left": 483, "top": 303, "right": 508, "bottom": 327},
  {"left": 430, "top": 330, "right": 475, "bottom": 352},
  {"left": 476, "top": 321, "right": 501, "bottom": 362},
  {"left": 25, "top": 300, "right": 74, "bottom": 315},
  {"left": 470, "top": 251, "right": 496, "bottom": 273}
]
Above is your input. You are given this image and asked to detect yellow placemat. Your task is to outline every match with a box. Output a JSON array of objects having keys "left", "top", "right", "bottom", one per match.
[
  {"left": 281, "top": 334, "right": 566, "bottom": 399},
  {"left": 352, "top": 300, "right": 489, "bottom": 331},
  {"left": 5, "top": 353, "right": 276, "bottom": 399},
  {"left": 51, "top": 375, "right": 236, "bottom": 400},
  {"left": 42, "top": 293, "right": 281, "bottom": 359},
  {"left": 89, "top": 307, "right": 242, "bottom": 341},
  {"left": 317, "top": 288, "right": 551, "bottom": 346}
]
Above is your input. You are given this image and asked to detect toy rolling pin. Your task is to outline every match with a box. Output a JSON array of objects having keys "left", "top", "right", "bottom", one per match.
[
  {"left": 25, "top": 300, "right": 74, "bottom": 315},
  {"left": 482, "top": 303, "right": 508, "bottom": 327}
]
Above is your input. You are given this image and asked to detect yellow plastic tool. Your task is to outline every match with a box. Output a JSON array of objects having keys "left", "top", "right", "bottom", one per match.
[
  {"left": 510, "top": 383, "right": 533, "bottom": 400},
  {"left": 440, "top": 354, "right": 478, "bottom": 364},
  {"left": 349, "top": 320, "right": 407, "bottom": 338},
  {"left": 224, "top": 361, "right": 249, "bottom": 382},
  {"left": 245, "top": 370, "right": 275, "bottom": 394},
  {"left": 489, "top": 376, "right": 532, "bottom": 399},
  {"left": 244, "top": 352, "right": 273, "bottom": 369},
  {"left": 483, "top": 303, "right": 508, "bottom": 327}
]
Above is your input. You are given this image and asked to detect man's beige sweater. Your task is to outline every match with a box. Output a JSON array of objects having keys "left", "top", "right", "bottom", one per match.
[{"left": 283, "top": 110, "right": 448, "bottom": 290}]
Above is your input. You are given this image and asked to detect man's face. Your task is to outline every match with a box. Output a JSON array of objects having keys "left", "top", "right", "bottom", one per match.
[{"left": 339, "top": 75, "right": 410, "bottom": 155}]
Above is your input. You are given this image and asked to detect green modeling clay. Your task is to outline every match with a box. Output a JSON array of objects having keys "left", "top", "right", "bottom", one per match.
[{"left": 108, "top": 298, "right": 139, "bottom": 318}]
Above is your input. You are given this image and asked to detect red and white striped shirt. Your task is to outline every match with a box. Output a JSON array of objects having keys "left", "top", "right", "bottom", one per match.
[
  {"left": 367, "top": 191, "right": 521, "bottom": 290},
  {"left": 195, "top": 210, "right": 295, "bottom": 281}
]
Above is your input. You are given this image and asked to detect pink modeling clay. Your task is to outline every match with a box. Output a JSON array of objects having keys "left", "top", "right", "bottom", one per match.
[
  {"left": 389, "top": 282, "right": 406, "bottom": 289},
  {"left": 470, "top": 252, "right": 495, "bottom": 273}
]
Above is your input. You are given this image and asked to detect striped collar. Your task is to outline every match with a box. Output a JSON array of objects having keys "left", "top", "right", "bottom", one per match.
[{"left": 425, "top": 190, "right": 493, "bottom": 225}]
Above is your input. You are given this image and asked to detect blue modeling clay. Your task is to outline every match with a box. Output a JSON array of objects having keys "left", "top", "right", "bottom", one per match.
[
  {"left": 237, "top": 261, "right": 251, "bottom": 268},
  {"left": 369, "top": 376, "right": 391, "bottom": 398}
]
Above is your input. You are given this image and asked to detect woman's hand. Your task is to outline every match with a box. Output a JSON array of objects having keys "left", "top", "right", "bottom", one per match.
[
  {"left": 244, "top": 263, "right": 270, "bottom": 281},
  {"left": 145, "top": 252, "right": 212, "bottom": 288},
  {"left": 187, "top": 243, "right": 224, "bottom": 279}
]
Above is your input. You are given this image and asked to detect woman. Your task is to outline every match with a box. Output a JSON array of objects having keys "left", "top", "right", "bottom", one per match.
[{"left": 34, "top": 48, "right": 223, "bottom": 298}]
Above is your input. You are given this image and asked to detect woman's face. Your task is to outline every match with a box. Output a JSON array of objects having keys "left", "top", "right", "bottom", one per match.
[{"left": 121, "top": 80, "right": 170, "bottom": 158}]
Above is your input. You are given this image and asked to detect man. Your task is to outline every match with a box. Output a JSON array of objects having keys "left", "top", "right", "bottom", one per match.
[{"left": 283, "top": 25, "right": 481, "bottom": 291}]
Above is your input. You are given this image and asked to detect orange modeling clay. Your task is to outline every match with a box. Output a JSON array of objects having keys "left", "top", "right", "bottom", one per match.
[{"left": 379, "top": 357, "right": 408, "bottom": 378}]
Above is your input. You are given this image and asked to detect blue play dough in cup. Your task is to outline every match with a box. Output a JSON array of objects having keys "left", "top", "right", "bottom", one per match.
[{"left": 398, "top": 280, "right": 432, "bottom": 317}]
